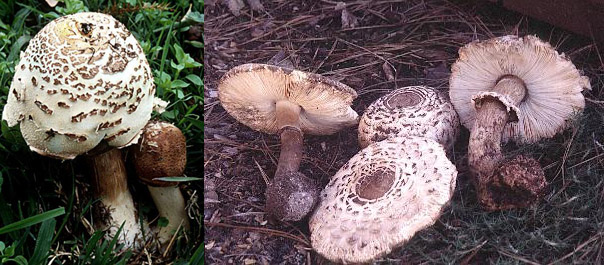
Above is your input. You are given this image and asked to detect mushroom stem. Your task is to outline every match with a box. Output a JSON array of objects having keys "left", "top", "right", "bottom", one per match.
[
  {"left": 87, "top": 148, "right": 142, "bottom": 248},
  {"left": 275, "top": 99, "right": 303, "bottom": 175},
  {"left": 468, "top": 76, "right": 533, "bottom": 208},
  {"left": 275, "top": 127, "right": 303, "bottom": 176},
  {"left": 147, "top": 186, "right": 190, "bottom": 244},
  {"left": 265, "top": 100, "right": 318, "bottom": 221},
  {"left": 468, "top": 75, "right": 526, "bottom": 177}
]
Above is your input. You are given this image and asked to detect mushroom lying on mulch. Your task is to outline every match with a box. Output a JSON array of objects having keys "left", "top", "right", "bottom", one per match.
[
  {"left": 309, "top": 136, "right": 457, "bottom": 263},
  {"left": 449, "top": 35, "right": 590, "bottom": 210},
  {"left": 358, "top": 86, "right": 459, "bottom": 150},
  {"left": 132, "top": 120, "right": 190, "bottom": 248},
  {"left": 2, "top": 12, "right": 165, "bottom": 248},
  {"left": 218, "top": 63, "right": 359, "bottom": 221}
]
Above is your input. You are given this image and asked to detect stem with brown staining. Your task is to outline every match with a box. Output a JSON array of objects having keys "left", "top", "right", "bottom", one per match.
[
  {"left": 87, "top": 148, "right": 142, "bottom": 249},
  {"left": 274, "top": 127, "right": 303, "bottom": 176},
  {"left": 265, "top": 100, "right": 318, "bottom": 221},
  {"left": 468, "top": 76, "right": 527, "bottom": 207}
]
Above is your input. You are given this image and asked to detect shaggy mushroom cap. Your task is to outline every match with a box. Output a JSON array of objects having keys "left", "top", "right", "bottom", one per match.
[
  {"left": 309, "top": 136, "right": 457, "bottom": 263},
  {"left": 2, "top": 12, "right": 163, "bottom": 159},
  {"left": 449, "top": 35, "right": 590, "bottom": 143},
  {"left": 133, "top": 120, "right": 186, "bottom": 187},
  {"left": 358, "top": 86, "right": 459, "bottom": 149},
  {"left": 218, "top": 63, "right": 359, "bottom": 135}
]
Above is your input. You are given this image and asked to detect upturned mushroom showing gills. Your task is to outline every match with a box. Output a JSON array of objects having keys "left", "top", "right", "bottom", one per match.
[
  {"left": 2, "top": 12, "right": 166, "bottom": 247},
  {"left": 309, "top": 136, "right": 457, "bottom": 263},
  {"left": 449, "top": 35, "right": 590, "bottom": 210},
  {"left": 132, "top": 120, "right": 190, "bottom": 247},
  {"left": 218, "top": 63, "right": 359, "bottom": 221},
  {"left": 358, "top": 86, "right": 459, "bottom": 150}
]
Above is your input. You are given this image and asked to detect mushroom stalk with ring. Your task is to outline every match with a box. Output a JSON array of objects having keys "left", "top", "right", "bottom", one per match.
[
  {"left": 218, "top": 63, "right": 359, "bottom": 221},
  {"left": 265, "top": 100, "right": 317, "bottom": 221},
  {"left": 450, "top": 35, "right": 589, "bottom": 210},
  {"left": 468, "top": 75, "right": 526, "bottom": 177}
]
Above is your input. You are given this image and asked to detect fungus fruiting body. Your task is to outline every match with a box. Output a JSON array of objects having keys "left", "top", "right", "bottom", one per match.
[
  {"left": 358, "top": 86, "right": 459, "bottom": 150},
  {"left": 309, "top": 137, "right": 457, "bottom": 263},
  {"left": 449, "top": 35, "right": 589, "bottom": 210},
  {"left": 133, "top": 120, "right": 190, "bottom": 247},
  {"left": 219, "top": 63, "right": 359, "bottom": 221},
  {"left": 2, "top": 12, "right": 165, "bottom": 247}
]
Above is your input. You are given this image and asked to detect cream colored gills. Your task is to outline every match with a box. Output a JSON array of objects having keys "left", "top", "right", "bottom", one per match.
[{"left": 2, "top": 12, "right": 161, "bottom": 159}]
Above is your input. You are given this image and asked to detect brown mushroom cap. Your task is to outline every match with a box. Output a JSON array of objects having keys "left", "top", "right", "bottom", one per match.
[
  {"left": 449, "top": 35, "right": 590, "bottom": 143},
  {"left": 133, "top": 120, "right": 186, "bottom": 187},
  {"left": 358, "top": 86, "right": 459, "bottom": 149},
  {"left": 1, "top": 12, "right": 164, "bottom": 159},
  {"left": 218, "top": 63, "right": 359, "bottom": 135},
  {"left": 309, "top": 136, "right": 457, "bottom": 263}
]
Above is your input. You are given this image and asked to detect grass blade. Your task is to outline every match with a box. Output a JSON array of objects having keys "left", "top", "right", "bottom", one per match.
[
  {"left": 0, "top": 207, "right": 64, "bottom": 235},
  {"left": 28, "top": 218, "right": 56, "bottom": 265}
]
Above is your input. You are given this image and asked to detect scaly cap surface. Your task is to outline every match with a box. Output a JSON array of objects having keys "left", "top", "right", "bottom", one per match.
[
  {"left": 309, "top": 136, "right": 457, "bottom": 263},
  {"left": 358, "top": 86, "right": 459, "bottom": 149},
  {"left": 2, "top": 12, "right": 163, "bottom": 159}
]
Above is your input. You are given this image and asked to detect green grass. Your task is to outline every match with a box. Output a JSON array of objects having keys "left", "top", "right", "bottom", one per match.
[{"left": 0, "top": 0, "right": 203, "bottom": 264}]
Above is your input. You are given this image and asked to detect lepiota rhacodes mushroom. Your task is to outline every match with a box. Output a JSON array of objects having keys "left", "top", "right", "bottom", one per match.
[
  {"left": 358, "top": 86, "right": 459, "bottom": 151},
  {"left": 218, "top": 63, "right": 359, "bottom": 221},
  {"left": 449, "top": 35, "right": 590, "bottom": 210},
  {"left": 2, "top": 12, "right": 167, "bottom": 248},
  {"left": 132, "top": 120, "right": 190, "bottom": 248},
  {"left": 310, "top": 136, "right": 457, "bottom": 263}
]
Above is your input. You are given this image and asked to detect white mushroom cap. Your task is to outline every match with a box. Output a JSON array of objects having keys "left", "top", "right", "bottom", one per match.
[
  {"left": 218, "top": 63, "right": 359, "bottom": 135},
  {"left": 2, "top": 12, "right": 163, "bottom": 159},
  {"left": 309, "top": 136, "right": 457, "bottom": 264},
  {"left": 358, "top": 86, "right": 459, "bottom": 149},
  {"left": 449, "top": 35, "right": 590, "bottom": 143}
]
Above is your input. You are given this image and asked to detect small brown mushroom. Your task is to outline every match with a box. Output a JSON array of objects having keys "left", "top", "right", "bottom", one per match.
[
  {"left": 449, "top": 35, "right": 590, "bottom": 210},
  {"left": 2, "top": 12, "right": 166, "bottom": 247},
  {"left": 310, "top": 137, "right": 457, "bottom": 263},
  {"left": 132, "top": 120, "right": 190, "bottom": 247},
  {"left": 358, "top": 86, "right": 459, "bottom": 150},
  {"left": 218, "top": 63, "right": 359, "bottom": 221}
]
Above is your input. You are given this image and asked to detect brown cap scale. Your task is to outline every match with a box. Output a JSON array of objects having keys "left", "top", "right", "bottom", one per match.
[
  {"left": 219, "top": 63, "right": 359, "bottom": 221},
  {"left": 358, "top": 86, "right": 459, "bottom": 150},
  {"left": 1, "top": 12, "right": 167, "bottom": 248},
  {"left": 309, "top": 137, "right": 457, "bottom": 263},
  {"left": 449, "top": 35, "right": 589, "bottom": 210},
  {"left": 133, "top": 120, "right": 190, "bottom": 247}
]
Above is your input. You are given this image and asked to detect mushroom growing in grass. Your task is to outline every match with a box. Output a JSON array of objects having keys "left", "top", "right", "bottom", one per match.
[
  {"left": 2, "top": 12, "right": 165, "bottom": 247},
  {"left": 218, "top": 63, "right": 359, "bottom": 221},
  {"left": 358, "top": 86, "right": 459, "bottom": 150},
  {"left": 309, "top": 136, "right": 457, "bottom": 263},
  {"left": 132, "top": 120, "right": 190, "bottom": 247},
  {"left": 449, "top": 35, "right": 590, "bottom": 210}
]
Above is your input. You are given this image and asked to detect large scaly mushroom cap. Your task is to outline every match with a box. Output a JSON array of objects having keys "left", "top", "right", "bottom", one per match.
[
  {"left": 2, "top": 12, "right": 164, "bottom": 159},
  {"left": 218, "top": 63, "right": 359, "bottom": 135},
  {"left": 358, "top": 86, "right": 459, "bottom": 149},
  {"left": 449, "top": 35, "right": 590, "bottom": 143},
  {"left": 309, "top": 136, "right": 457, "bottom": 264}
]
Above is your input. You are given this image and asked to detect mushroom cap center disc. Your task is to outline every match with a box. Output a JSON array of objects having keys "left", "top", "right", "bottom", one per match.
[
  {"left": 385, "top": 90, "right": 423, "bottom": 109},
  {"left": 355, "top": 167, "right": 396, "bottom": 200}
]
